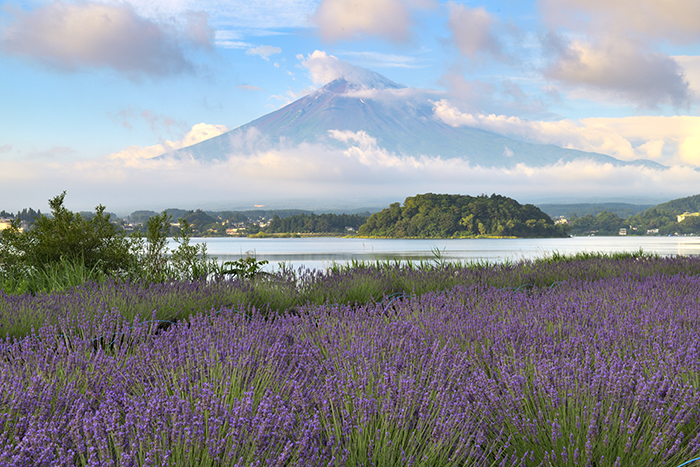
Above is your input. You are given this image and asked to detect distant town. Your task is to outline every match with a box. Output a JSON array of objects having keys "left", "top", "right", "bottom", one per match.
[{"left": 1, "top": 193, "right": 699, "bottom": 238}]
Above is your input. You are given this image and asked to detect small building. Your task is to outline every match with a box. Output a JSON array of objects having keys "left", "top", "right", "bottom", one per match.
[
  {"left": 619, "top": 228, "right": 627, "bottom": 236},
  {"left": 646, "top": 228, "right": 659, "bottom": 234},
  {"left": 678, "top": 212, "right": 700, "bottom": 223},
  {"left": 0, "top": 217, "right": 13, "bottom": 231}
]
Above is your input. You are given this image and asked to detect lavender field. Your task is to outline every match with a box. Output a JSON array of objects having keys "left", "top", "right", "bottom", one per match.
[{"left": 2, "top": 255, "right": 700, "bottom": 466}]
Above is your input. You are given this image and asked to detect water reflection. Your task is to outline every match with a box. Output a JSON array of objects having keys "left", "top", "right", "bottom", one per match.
[{"left": 172, "top": 236, "right": 700, "bottom": 271}]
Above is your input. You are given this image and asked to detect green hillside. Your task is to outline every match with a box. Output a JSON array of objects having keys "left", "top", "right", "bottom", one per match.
[
  {"left": 539, "top": 203, "right": 652, "bottom": 219},
  {"left": 357, "top": 193, "right": 568, "bottom": 238},
  {"left": 647, "top": 194, "right": 700, "bottom": 215}
]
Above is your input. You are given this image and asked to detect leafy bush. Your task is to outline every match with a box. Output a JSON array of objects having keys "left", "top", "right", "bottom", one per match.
[
  {"left": 219, "top": 255, "right": 270, "bottom": 280},
  {"left": 0, "top": 192, "right": 134, "bottom": 292},
  {"left": 0, "top": 192, "right": 253, "bottom": 293}
]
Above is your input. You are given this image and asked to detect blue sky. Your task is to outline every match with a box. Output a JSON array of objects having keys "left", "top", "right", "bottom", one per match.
[{"left": 1, "top": 0, "right": 700, "bottom": 213}]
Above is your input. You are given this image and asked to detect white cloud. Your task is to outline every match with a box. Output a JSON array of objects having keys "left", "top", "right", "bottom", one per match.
[
  {"left": 675, "top": 55, "right": 700, "bottom": 97},
  {"left": 246, "top": 45, "right": 282, "bottom": 60},
  {"left": 638, "top": 140, "right": 665, "bottom": 160},
  {"left": 109, "top": 123, "right": 229, "bottom": 162},
  {"left": 536, "top": 1, "right": 699, "bottom": 109},
  {"left": 446, "top": 3, "right": 503, "bottom": 61},
  {"left": 433, "top": 99, "right": 700, "bottom": 166},
  {"left": 183, "top": 10, "right": 214, "bottom": 49},
  {"left": 337, "top": 51, "right": 423, "bottom": 69},
  {"left": 114, "top": 0, "right": 318, "bottom": 31},
  {"left": 298, "top": 50, "right": 400, "bottom": 88},
  {"left": 543, "top": 35, "right": 692, "bottom": 108},
  {"left": 328, "top": 130, "right": 412, "bottom": 168},
  {"left": 313, "top": 0, "right": 435, "bottom": 42},
  {"left": 299, "top": 51, "right": 353, "bottom": 85},
  {"left": 0, "top": 1, "right": 213, "bottom": 78},
  {"left": 213, "top": 31, "right": 250, "bottom": 49},
  {"left": 216, "top": 40, "right": 251, "bottom": 49},
  {"left": 3, "top": 137, "right": 700, "bottom": 212},
  {"left": 680, "top": 135, "right": 700, "bottom": 166},
  {"left": 539, "top": 0, "right": 700, "bottom": 44},
  {"left": 237, "top": 84, "right": 265, "bottom": 91}
]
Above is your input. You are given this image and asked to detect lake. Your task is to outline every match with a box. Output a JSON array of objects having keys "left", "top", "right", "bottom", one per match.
[{"left": 171, "top": 236, "right": 700, "bottom": 271}]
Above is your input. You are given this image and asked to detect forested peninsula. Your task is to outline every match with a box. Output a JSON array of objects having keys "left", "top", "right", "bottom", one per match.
[{"left": 357, "top": 193, "right": 568, "bottom": 238}]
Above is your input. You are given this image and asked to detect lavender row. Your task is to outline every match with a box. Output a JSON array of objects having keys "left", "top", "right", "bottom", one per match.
[
  {"left": 3, "top": 255, "right": 700, "bottom": 342},
  {"left": 2, "top": 272, "right": 700, "bottom": 465}
]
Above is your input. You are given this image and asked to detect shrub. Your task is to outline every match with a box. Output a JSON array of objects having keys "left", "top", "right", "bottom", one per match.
[
  {"left": 0, "top": 192, "right": 135, "bottom": 292},
  {"left": 0, "top": 192, "right": 235, "bottom": 293}
]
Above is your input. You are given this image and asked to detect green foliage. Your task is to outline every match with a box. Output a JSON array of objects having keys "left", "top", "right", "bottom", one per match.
[
  {"left": 358, "top": 193, "right": 567, "bottom": 238},
  {"left": 0, "top": 192, "right": 134, "bottom": 293},
  {"left": 622, "top": 194, "right": 700, "bottom": 235},
  {"left": 539, "top": 202, "right": 653, "bottom": 219},
  {"left": 32, "top": 192, "right": 134, "bottom": 275},
  {"left": 651, "top": 193, "right": 700, "bottom": 215},
  {"left": 676, "top": 215, "right": 700, "bottom": 234},
  {"left": 179, "top": 209, "right": 217, "bottom": 232},
  {"left": 0, "top": 192, "right": 257, "bottom": 294},
  {"left": 567, "top": 210, "right": 627, "bottom": 236},
  {"left": 14, "top": 207, "right": 42, "bottom": 225},
  {"left": 265, "top": 212, "right": 368, "bottom": 234},
  {"left": 128, "top": 210, "right": 158, "bottom": 224},
  {"left": 133, "top": 211, "right": 172, "bottom": 282},
  {"left": 169, "top": 218, "right": 218, "bottom": 280},
  {"left": 220, "top": 255, "right": 270, "bottom": 280}
]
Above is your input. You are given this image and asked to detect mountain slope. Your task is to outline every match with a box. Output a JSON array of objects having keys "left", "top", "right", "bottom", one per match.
[
  {"left": 164, "top": 74, "right": 663, "bottom": 169},
  {"left": 646, "top": 194, "right": 700, "bottom": 215}
]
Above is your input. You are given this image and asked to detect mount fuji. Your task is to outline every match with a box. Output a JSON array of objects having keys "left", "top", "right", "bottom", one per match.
[{"left": 163, "top": 69, "right": 662, "bottom": 169}]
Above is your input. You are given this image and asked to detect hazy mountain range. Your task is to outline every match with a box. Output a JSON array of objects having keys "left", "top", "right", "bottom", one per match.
[{"left": 163, "top": 69, "right": 662, "bottom": 169}]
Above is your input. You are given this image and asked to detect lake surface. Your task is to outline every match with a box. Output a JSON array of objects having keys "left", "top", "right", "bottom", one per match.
[{"left": 171, "top": 236, "right": 700, "bottom": 271}]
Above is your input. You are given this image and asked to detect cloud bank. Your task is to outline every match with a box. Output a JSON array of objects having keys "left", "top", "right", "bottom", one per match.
[
  {"left": 2, "top": 127, "right": 698, "bottom": 212},
  {"left": 433, "top": 100, "right": 700, "bottom": 166},
  {"left": 0, "top": 1, "right": 213, "bottom": 78},
  {"left": 109, "top": 123, "right": 230, "bottom": 163},
  {"left": 537, "top": 0, "right": 698, "bottom": 109},
  {"left": 542, "top": 34, "right": 692, "bottom": 109}
]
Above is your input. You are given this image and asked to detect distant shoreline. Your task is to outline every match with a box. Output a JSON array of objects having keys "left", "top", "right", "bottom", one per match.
[{"left": 188, "top": 233, "right": 561, "bottom": 240}]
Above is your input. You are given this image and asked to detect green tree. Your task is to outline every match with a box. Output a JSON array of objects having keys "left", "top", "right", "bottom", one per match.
[
  {"left": 358, "top": 193, "right": 566, "bottom": 238},
  {"left": 1, "top": 193, "right": 225, "bottom": 293},
  {"left": 26, "top": 192, "right": 134, "bottom": 276}
]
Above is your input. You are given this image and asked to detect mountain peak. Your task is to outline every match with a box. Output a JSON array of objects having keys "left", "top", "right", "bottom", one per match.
[
  {"left": 162, "top": 65, "right": 663, "bottom": 171},
  {"left": 318, "top": 69, "right": 404, "bottom": 94}
]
